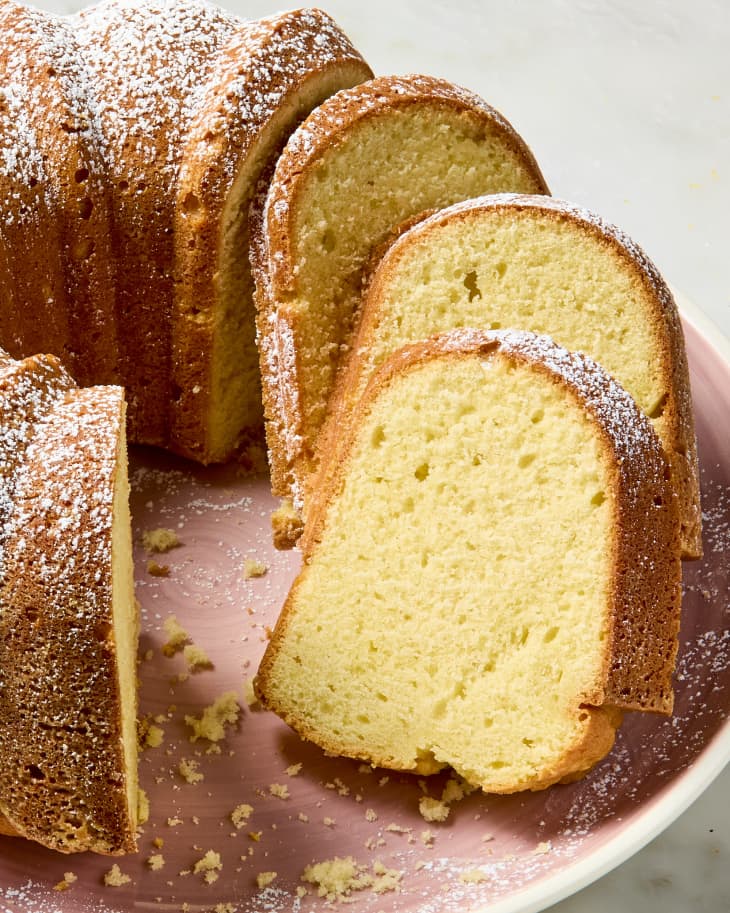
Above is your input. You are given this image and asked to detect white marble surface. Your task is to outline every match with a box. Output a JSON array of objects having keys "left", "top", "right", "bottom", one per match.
[{"left": 29, "top": 0, "right": 730, "bottom": 908}]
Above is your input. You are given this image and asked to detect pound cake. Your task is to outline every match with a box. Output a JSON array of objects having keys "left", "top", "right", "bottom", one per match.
[
  {"left": 0, "top": 350, "right": 138, "bottom": 855},
  {"left": 318, "top": 194, "right": 701, "bottom": 556},
  {"left": 251, "top": 74, "right": 549, "bottom": 533},
  {"left": 0, "top": 0, "right": 372, "bottom": 462},
  {"left": 256, "top": 330, "right": 682, "bottom": 793}
]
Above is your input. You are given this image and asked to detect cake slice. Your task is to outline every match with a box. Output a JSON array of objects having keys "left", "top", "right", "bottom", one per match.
[
  {"left": 251, "top": 75, "right": 549, "bottom": 533},
  {"left": 319, "top": 194, "right": 700, "bottom": 557},
  {"left": 0, "top": 350, "right": 138, "bottom": 854},
  {"left": 256, "top": 330, "right": 682, "bottom": 793}
]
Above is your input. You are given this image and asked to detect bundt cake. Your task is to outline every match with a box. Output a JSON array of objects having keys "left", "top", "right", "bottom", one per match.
[
  {"left": 250, "top": 74, "right": 549, "bottom": 535},
  {"left": 256, "top": 330, "right": 682, "bottom": 793},
  {"left": 0, "top": 0, "right": 372, "bottom": 462},
  {"left": 318, "top": 194, "right": 701, "bottom": 557},
  {"left": 0, "top": 350, "right": 138, "bottom": 855}
]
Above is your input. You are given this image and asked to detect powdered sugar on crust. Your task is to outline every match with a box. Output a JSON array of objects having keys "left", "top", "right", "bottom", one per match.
[{"left": 0, "top": 349, "right": 131, "bottom": 853}]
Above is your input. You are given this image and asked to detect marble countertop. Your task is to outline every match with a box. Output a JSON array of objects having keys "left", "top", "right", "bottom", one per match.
[{"left": 34, "top": 0, "right": 730, "bottom": 909}]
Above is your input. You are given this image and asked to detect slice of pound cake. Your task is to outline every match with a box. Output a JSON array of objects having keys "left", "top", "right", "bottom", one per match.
[
  {"left": 256, "top": 330, "right": 682, "bottom": 793},
  {"left": 320, "top": 194, "right": 700, "bottom": 557},
  {"left": 251, "top": 75, "right": 549, "bottom": 537},
  {"left": 0, "top": 351, "right": 138, "bottom": 854}
]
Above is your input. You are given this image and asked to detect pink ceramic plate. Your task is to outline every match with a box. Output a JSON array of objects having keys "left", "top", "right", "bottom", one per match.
[{"left": 1, "top": 305, "right": 729, "bottom": 913}]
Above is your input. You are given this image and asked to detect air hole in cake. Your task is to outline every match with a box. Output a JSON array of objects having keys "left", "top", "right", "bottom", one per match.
[
  {"left": 518, "top": 452, "right": 536, "bottom": 469},
  {"left": 414, "top": 462, "right": 430, "bottom": 481},
  {"left": 74, "top": 167, "right": 89, "bottom": 184},
  {"left": 648, "top": 392, "right": 668, "bottom": 419},
  {"left": 24, "top": 606, "right": 39, "bottom": 623},
  {"left": 118, "top": 180, "right": 129, "bottom": 192},
  {"left": 371, "top": 425, "right": 385, "bottom": 448},
  {"left": 357, "top": 714, "right": 370, "bottom": 724},
  {"left": 46, "top": 67, "right": 56, "bottom": 77},
  {"left": 463, "top": 270, "right": 482, "bottom": 302},
  {"left": 171, "top": 384, "right": 182, "bottom": 402},
  {"left": 494, "top": 261, "right": 508, "bottom": 279},
  {"left": 182, "top": 192, "right": 200, "bottom": 214},
  {"left": 29, "top": 176, "right": 39, "bottom": 189},
  {"left": 321, "top": 229, "right": 335, "bottom": 253},
  {"left": 543, "top": 626, "right": 560, "bottom": 643},
  {"left": 531, "top": 408, "right": 545, "bottom": 424},
  {"left": 376, "top": 692, "right": 388, "bottom": 702},
  {"left": 489, "top": 320, "right": 502, "bottom": 330},
  {"left": 402, "top": 497, "right": 414, "bottom": 513},
  {"left": 26, "top": 765, "right": 45, "bottom": 781},
  {"left": 591, "top": 491, "right": 606, "bottom": 507},
  {"left": 79, "top": 197, "right": 93, "bottom": 220},
  {"left": 490, "top": 760, "right": 507, "bottom": 770},
  {"left": 523, "top": 738, "right": 535, "bottom": 747},
  {"left": 654, "top": 496, "right": 664, "bottom": 507}
]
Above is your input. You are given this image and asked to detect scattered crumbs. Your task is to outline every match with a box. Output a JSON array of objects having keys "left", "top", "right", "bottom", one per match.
[
  {"left": 167, "top": 817, "right": 184, "bottom": 827},
  {"left": 256, "top": 871, "right": 277, "bottom": 889},
  {"left": 143, "top": 648, "right": 155, "bottom": 661},
  {"left": 53, "top": 872, "right": 77, "bottom": 892},
  {"left": 482, "top": 832, "right": 495, "bottom": 843},
  {"left": 179, "top": 758, "right": 204, "bottom": 784},
  {"left": 184, "top": 643, "right": 213, "bottom": 672},
  {"left": 358, "top": 764, "right": 373, "bottom": 775},
  {"left": 385, "top": 823, "right": 410, "bottom": 835},
  {"left": 421, "top": 830, "right": 435, "bottom": 846},
  {"left": 269, "top": 783, "right": 289, "bottom": 799},
  {"left": 162, "top": 615, "right": 190, "bottom": 656},
  {"left": 147, "top": 560, "right": 170, "bottom": 577},
  {"left": 365, "top": 808, "right": 378, "bottom": 822},
  {"left": 441, "top": 777, "right": 469, "bottom": 804},
  {"left": 185, "top": 691, "right": 240, "bottom": 742},
  {"left": 142, "top": 527, "right": 182, "bottom": 553},
  {"left": 296, "top": 885, "right": 308, "bottom": 899},
  {"left": 228, "top": 804, "right": 253, "bottom": 830},
  {"left": 298, "top": 811, "right": 309, "bottom": 823},
  {"left": 193, "top": 850, "right": 222, "bottom": 885},
  {"left": 147, "top": 854, "right": 165, "bottom": 871},
  {"left": 137, "top": 788, "right": 150, "bottom": 825},
  {"left": 145, "top": 725, "right": 165, "bottom": 749},
  {"left": 460, "top": 868, "right": 488, "bottom": 884},
  {"left": 215, "top": 905, "right": 237, "bottom": 913},
  {"left": 286, "top": 762, "right": 303, "bottom": 777},
  {"left": 301, "top": 857, "right": 402, "bottom": 900},
  {"left": 243, "top": 677, "right": 260, "bottom": 708},
  {"left": 419, "top": 796, "right": 450, "bottom": 823},
  {"left": 323, "top": 817, "right": 336, "bottom": 828},
  {"left": 152, "top": 837, "right": 164, "bottom": 848},
  {"left": 243, "top": 558, "right": 267, "bottom": 579},
  {"left": 103, "top": 864, "right": 131, "bottom": 887},
  {"left": 378, "top": 776, "right": 389, "bottom": 787},
  {"left": 533, "top": 840, "right": 552, "bottom": 855},
  {"left": 249, "top": 831, "right": 263, "bottom": 842}
]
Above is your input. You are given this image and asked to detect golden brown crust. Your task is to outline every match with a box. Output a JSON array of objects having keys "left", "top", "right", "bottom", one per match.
[
  {"left": 0, "top": 353, "right": 136, "bottom": 854},
  {"left": 171, "top": 9, "right": 372, "bottom": 463},
  {"left": 320, "top": 193, "right": 700, "bottom": 558},
  {"left": 251, "top": 75, "right": 550, "bottom": 522},
  {"left": 0, "top": 1, "right": 119, "bottom": 389},
  {"left": 0, "top": 0, "right": 370, "bottom": 464}
]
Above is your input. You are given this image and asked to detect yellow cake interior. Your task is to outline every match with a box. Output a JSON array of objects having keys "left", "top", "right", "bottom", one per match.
[
  {"left": 261, "top": 353, "right": 620, "bottom": 791},
  {"left": 286, "top": 107, "right": 547, "bottom": 470},
  {"left": 361, "top": 207, "right": 666, "bottom": 436},
  {"left": 110, "top": 404, "right": 139, "bottom": 833},
  {"left": 207, "top": 65, "right": 369, "bottom": 462}
]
